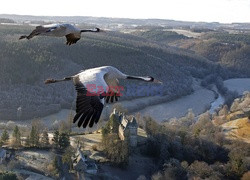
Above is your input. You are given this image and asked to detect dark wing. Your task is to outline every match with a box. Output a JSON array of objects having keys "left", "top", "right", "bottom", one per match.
[
  {"left": 105, "top": 92, "right": 120, "bottom": 103},
  {"left": 19, "top": 24, "right": 66, "bottom": 40},
  {"left": 73, "top": 83, "right": 104, "bottom": 128},
  {"left": 19, "top": 26, "right": 46, "bottom": 40},
  {"left": 103, "top": 75, "right": 121, "bottom": 103},
  {"left": 65, "top": 33, "right": 80, "bottom": 45}
]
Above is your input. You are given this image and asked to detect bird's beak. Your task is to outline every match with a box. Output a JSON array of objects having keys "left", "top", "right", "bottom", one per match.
[
  {"left": 98, "top": 28, "right": 106, "bottom": 33},
  {"left": 153, "top": 79, "right": 163, "bottom": 84},
  {"left": 95, "top": 28, "right": 105, "bottom": 32},
  {"left": 44, "top": 79, "right": 56, "bottom": 84}
]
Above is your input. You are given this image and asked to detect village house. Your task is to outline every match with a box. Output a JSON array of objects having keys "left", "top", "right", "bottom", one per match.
[
  {"left": 0, "top": 148, "right": 7, "bottom": 164},
  {"left": 74, "top": 148, "right": 98, "bottom": 175}
]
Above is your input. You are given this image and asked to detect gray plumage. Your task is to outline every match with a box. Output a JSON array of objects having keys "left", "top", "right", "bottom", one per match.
[{"left": 19, "top": 23, "right": 100, "bottom": 45}]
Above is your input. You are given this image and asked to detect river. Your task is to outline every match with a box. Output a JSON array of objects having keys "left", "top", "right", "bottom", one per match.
[
  {"left": 209, "top": 92, "right": 225, "bottom": 114},
  {"left": 0, "top": 85, "right": 226, "bottom": 129}
]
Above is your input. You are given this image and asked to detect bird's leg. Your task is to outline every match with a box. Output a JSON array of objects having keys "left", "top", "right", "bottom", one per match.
[{"left": 44, "top": 77, "right": 72, "bottom": 84}]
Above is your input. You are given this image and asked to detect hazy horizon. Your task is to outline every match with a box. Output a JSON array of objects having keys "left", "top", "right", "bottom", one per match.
[{"left": 0, "top": 0, "right": 250, "bottom": 24}]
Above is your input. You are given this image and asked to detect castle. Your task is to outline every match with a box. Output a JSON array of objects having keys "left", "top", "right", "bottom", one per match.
[{"left": 110, "top": 108, "right": 138, "bottom": 147}]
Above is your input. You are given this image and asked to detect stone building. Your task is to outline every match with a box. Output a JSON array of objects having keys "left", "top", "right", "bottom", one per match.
[
  {"left": 0, "top": 148, "right": 7, "bottom": 164},
  {"left": 110, "top": 109, "right": 138, "bottom": 147},
  {"left": 73, "top": 148, "right": 97, "bottom": 175}
]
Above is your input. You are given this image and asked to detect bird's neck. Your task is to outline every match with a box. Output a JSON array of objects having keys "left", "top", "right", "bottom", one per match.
[
  {"left": 81, "top": 29, "right": 96, "bottom": 33},
  {"left": 126, "top": 75, "right": 151, "bottom": 82}
]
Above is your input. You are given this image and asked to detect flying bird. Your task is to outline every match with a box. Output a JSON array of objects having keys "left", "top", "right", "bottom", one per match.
[
  {"left": 44, "top": 66, "right": 162, "bottom": 128},
  {"left": 19, "top": 23, "right": 101, "bottom": 45}
]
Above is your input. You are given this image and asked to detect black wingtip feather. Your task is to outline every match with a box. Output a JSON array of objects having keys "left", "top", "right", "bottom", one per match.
[{"left": 82, "top": 110, "right": 94, "bottom": 128}]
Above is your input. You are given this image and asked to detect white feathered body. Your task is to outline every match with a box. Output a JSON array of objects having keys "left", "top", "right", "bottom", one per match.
[
  {"left": 76, "top": 66, "right": 127, "bottom": 92},
  {"left": 39, "top": 24, "right": 81, "bottom": 37}
]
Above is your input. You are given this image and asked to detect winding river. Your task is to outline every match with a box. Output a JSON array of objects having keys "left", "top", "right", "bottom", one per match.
[
  {"left": 209, "top": 93, "right": 225, "bottom": 114},
  {"left": 0, "top": 85, "right": 226, "bottom": 128}
]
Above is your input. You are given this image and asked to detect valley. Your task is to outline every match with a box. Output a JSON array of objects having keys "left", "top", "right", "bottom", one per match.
[{"left": 0, "top": 15, "right": 250, "bottom": 180}]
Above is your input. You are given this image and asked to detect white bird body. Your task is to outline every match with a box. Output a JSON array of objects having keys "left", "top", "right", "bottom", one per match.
[
  {"left": 76, "top": 66, "right": 126, "bottom": 89},
  {"left": 45, "top": 66, "right": 161, "bottom": 128},
  {"left": 39, "top": 24, "right": 81, "bottom": 37},
  {"left": 19, "top": 23, "right": 100, "bottom": 45}
]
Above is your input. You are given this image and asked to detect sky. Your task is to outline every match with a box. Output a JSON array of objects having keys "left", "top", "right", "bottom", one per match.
[{"left": 0, "top": 0, "right": 250, "bottom": 23}]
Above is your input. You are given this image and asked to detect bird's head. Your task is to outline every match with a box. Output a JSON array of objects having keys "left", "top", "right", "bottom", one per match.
[
  {"left": 44, "top": 79, "right": 56, "bottom": 84},
  {"left": 95, "top": 27, "right": 106, "bottom": 32},
  {"left": 144, "top": 76, "right": 163, "bottom": 84}
]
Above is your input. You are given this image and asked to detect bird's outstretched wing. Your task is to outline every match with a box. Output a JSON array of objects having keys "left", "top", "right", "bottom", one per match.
[
  {"left": 65, "top": 34, "right": 80, "bottom": 45},
  {"left": 19, "top": 24, "right": 66, "bottom": 40},
  {"left": 73, "top": 83, "right": 104, "bottom": 128}
]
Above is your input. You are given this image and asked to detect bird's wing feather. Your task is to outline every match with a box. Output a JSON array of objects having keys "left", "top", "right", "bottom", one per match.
[
  {"left": 103, "top": 74, "right": 121, "bottom": 103},
  {"left": 65, "top": 33, "right": 80, "bottom": 45},
  {"left": 35, "top": 24, "right": 64, "bottom": 32},
  {"left": 72, "top": 68, "right": 123, "bottom": 128},
  {"left": 73, "top": 82, "right": 104, "bottom": 128}
]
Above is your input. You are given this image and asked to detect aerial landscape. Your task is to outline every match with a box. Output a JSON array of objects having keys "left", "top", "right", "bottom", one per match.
[{"left": 0, "top": 0, "right": 250, "bottom": 180}]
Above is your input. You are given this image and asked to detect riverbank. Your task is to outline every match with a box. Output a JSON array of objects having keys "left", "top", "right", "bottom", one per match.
[
  {"left": 224, "top": 78, "right": 250, "bottom": 95},
  {"left": 137, "top": 87, "right": 214, "bottom": 122}
]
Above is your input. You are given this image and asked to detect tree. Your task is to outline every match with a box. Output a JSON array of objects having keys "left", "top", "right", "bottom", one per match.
[
  {"left": 227, "top": 149, "right": 247, "bottom": 177},
  {"left": 109, "top": 113, "right": 119, "bottom": 133},
  {"left": 0, "top": 171, "right": 18, "bottom": 180},
  {"left": 25, "top": 135, "right": 30, "bottom": 147},
  {"left": 102, "top": 134, "right": 129, "bottom": 167},
  {"left": 180, "top": 109, "right": 195, "bottom": 127},
  {"left": 144, "top": 116, "right": 160, "bottom": 137},
  {"left": 59, "top": 120, "right": 71, "bottom": 134},
  {"left": 62, "top": 147, "right": 75, "bottom": 170},
  {"left": 152, "top": 159, "right": 187, "bottom": 180},
  {"left": 41, "top": 130, "right": 49, "bottom": 147},
  {"left": 187, "top": 109, "right": 195, "bottom": 123},
  {"left": 102, "top": 113, "right": 119, "bottom": 135},
  {"left": 1, "top": 129, "right": 9, "bottom": 143},
  {"left": 218, "top": 105, "right": 229, "bottom": 117},
  {"left": 230, "top": 98, "right": 240, "bottom": 112},
  {"left": 58, "top": 132, "right": 70, "bottom": 149},
  {"left": 50, "top": 156, "right": 60, "bottom": 175},
  {"left": 12, "top": 126, "right": 21, "bottom": 146},
  {"left": 188, "top": 161, "right": 213, "bottom": 179},
  {"left": 52, "top": 130, "right": 59, "bottom": 148},
  {"left": 29, "top": 125, "right": 39, "bottom": 147}
]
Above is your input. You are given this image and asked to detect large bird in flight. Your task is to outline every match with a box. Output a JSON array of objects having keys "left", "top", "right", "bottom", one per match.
[
  {"left": 45, "top": 66, "right": 162, "bottom": 128},
  {"left": 19, "top": 23, "right": 101, "bottom": 45}
]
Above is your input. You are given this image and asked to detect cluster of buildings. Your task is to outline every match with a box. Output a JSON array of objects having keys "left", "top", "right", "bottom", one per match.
[
  {"left": 0, "top": 148, "right": 14, "bottom": 164},
  {"left": 73, "top": 109, "right": 139, "bottom": 177},
  {"left": 111, "top": 108, "right": 138, "bottom": 147},
  {"left": 73, "top": 148, "right": 98, "bottom": 176}
]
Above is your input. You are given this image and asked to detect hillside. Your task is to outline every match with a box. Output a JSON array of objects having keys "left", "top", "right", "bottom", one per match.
[
  {"left": 168, "top": 30, "right": 250, "bottom": 76},
  {"left": 0, "top": 20, "right": 249, "bottom": 120},
  {"left": 0, "top": 24, "right": 198, "bottom": 120},
  {"left": 222, "top": 117, "right": 250, "bottom": 143}
]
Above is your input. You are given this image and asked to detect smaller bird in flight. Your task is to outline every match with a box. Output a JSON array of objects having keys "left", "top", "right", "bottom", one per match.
[{"left": 19, "top": 23, "right": 101, "bottom": 45}]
